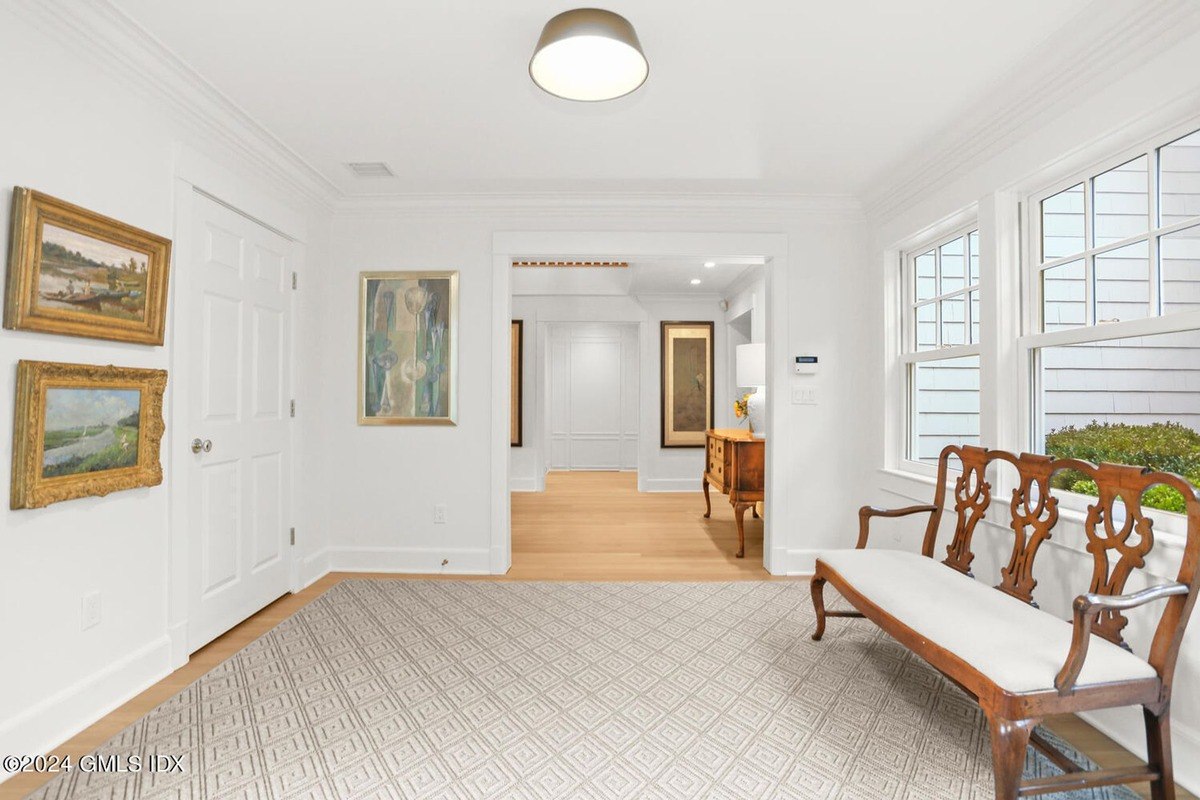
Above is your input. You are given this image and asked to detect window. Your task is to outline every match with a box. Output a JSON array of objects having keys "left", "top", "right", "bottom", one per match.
[
  {"left": 901, "top": 228, "right": 981, "bottom": 465},
  {"left": 1035, "top": 129, "right": 1200, "bottom": 330},
  {"left": 1028, "top": 125, "right": 1200, "bottom": 513}
]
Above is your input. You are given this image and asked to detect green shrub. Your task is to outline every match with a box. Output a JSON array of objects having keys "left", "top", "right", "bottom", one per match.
[
  {"left": 1070, "top": 479, "right": 1099, "bottom": 496},
  {"left": 1047, "top": 421, "right": 1200, "bottom": 513},
  {"left": 1144, "top": 485, "right": 1188, "bottom": 514}
]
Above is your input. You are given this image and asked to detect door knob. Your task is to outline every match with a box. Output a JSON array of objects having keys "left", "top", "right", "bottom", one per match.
[{"left": 191, "top": 438, "right": 212, "bottom": 454}]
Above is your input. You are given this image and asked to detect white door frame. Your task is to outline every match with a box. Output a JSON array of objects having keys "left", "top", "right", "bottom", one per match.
[
  {"left": 166, "top": 144, "right": 308, "bottom": 668},
  {"left": 491, "top": 232, "right": 789, "bottom": 575}
]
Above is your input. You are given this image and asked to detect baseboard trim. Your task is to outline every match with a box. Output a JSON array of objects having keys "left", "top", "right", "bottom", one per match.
[
  {"left": 776, "top": 548, "right": 820, "bottom": 576},
  {"left": 1078, "top": 707, "right": 1200, "bottom": 794},
  {"left": 639, "top": 478, "right": 704, "bottom": 493},
  {"left": 0, "top": 635, "right": 172, "bottom": 779},
  {"left": 299, "top": 546, "right": 331, "bottom": 588},
  {"left": 167, "top": 621, "right": 188, "bottom": 670},
  {"left": 328, "top": 546, "right": 492, "bottom": 574},
  {"left": 509, "top": 477, "right": 539, "bottom": 492}
]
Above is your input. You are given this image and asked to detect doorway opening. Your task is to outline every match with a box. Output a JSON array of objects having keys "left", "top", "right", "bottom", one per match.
[{"left": 503, "top": 247, "right": 773, "bottom": 578}]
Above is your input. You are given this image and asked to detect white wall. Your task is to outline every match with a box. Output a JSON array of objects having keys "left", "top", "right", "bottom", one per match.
[
  {"left": 722, "top": 267, "right": 768, "bottom": 441},
  {"left": 723, "top": 265, "right": 767, "bottom": 346},
  {"left": 0, "top": 5, "right": 329, "bottom": 767},
  {"left": 862, "top": 25, "right": 1200, "bottom": 793},
  {"left": 318, "top": 208, "right": 868, "bottom": 574}
]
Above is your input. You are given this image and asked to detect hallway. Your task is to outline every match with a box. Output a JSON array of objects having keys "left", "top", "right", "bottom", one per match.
[{"left": 510, "top": 471, "right": 769, "bottom": 580}]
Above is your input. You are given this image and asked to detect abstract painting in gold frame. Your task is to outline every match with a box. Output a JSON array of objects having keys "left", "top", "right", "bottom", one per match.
[
  {"left": 359, "top": 271, "right": 458, "bottom": 425},
  {"left": 4, "top": 188, "right": 172, "bottom": 345},
  {"left": 511, "top": 320, "right": 523, "bottom": 447},
  {"left": 660, "top": 321, "right": 714, "bottom": 448},
  {"left": 11, "top": 360, "right": 168, "bottom": 509}
]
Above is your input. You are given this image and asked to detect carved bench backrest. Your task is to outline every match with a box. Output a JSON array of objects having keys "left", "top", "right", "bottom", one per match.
[{"left": 921, "top": 445, "right": 1200, "bottom": 675}]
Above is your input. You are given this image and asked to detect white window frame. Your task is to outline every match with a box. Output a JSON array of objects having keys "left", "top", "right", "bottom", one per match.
[
  {"left": 1020, "top": 117, "right": 1200, "bottom": 537},
  {"left": 897, "top": 221, "right": 982, "bottom": 478}
]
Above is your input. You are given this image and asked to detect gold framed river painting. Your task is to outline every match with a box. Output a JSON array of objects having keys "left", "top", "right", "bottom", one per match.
[
  {"left": 660, "top": 321, "right": 714, "bottom": 448},
  {"left": 11, "top": 360, "right": 168, "bottom": 509},
  {"left": 4, "top": 188, "right": 172, "bottom": 345},
  {"left": 359, "top": 271, "right": 458, "bottom": 425}
]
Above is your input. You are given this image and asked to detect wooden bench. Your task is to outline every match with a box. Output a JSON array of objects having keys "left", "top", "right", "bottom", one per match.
[{"left": 810, "top": 445, "right": 1199, "bottom": 800}]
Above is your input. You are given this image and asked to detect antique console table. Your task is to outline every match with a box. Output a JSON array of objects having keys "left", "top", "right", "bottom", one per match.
[{"left": 702, "top": 428, "right": 765, "bottom": 558}]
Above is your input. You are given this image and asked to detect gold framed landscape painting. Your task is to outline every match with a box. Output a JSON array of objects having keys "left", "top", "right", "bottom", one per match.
[
  {"left": 511, "top": 319, "right": 523, "bottom": 447},
  {"left": 660, "top": 321, "right": 714, "bottom": 448},
  {"left": 359, "top": 271, "right": 458, "bottom": 425},
  {"left": 4, "top": 188, "right": 172, "bottom": 345},
  {"left": 11, "top": 360, "right": 168, "bottom": 509}
]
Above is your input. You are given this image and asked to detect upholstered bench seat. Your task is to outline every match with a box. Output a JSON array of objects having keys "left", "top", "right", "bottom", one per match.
[{"left": 818, "top": 549, "right": 1158, "bottom": 694}]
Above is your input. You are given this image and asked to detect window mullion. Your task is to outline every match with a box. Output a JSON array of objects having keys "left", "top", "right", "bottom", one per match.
[
  {"left": 1084, "top": 179, "right": 1095, "bottom": 327},
  {"left": 1149, "top": 148, "right": 1162, "bottom": 316},
  {"left": 934, "top": 246, "right": 943, "bottom": 347}
]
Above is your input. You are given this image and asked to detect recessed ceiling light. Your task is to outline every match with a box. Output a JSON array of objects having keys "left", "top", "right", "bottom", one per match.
[
  {"left": 690, "top": 278, "right": 702, "bottom": 285},
  {"left": 703, "top": 261, "right": 716, "bottom": 268},
  {"left": 529, "top": 9, "right": 649, "bottom": 102}
]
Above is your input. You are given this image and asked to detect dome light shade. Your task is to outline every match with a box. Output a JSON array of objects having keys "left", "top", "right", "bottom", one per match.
[{"left": 529, "top": 9, "right": 648, "bottom": 102}]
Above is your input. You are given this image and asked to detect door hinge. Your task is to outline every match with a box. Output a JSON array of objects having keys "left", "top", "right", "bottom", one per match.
[
  {"left": 291, "top": 271, "right": 297, "bottom": 290},
  {"left": 289, "top": 527, "right": 296, "bottom": 546},
  {"left": 290, "top": 399, "right": 296, "bottom": 417}
]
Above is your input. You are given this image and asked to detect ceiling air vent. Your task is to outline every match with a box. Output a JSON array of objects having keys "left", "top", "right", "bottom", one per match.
[{"left": 345, "top": 162, "right": 395, "bottom": 178}]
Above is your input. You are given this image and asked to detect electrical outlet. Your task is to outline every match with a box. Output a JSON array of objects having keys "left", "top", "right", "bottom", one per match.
[
  {"left": 433, "top": 504, "right": 447, "bottom": 524},
  {"left": 81, "top": 592, "right": 101, "bottom": 631}
]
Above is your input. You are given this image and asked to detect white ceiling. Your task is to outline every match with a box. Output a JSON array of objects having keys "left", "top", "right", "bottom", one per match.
[
  {"left": 512, "top": 258, "right": 761, "bottom": 297},
  {"left": 110, "top": 0, "right": 1098, "bottom": 197}
]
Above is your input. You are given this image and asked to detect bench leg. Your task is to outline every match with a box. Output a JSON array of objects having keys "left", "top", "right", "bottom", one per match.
[
  {"left": 810, "top": 576, "right": 827, "bottom": 641},
  {"left": 987, "top": 715, "right": 1037, "bottom": 800},
  {"left": 702, "top": 474, "right": 711, "bottom": 518},
  {"left": 1145, "top": 705, "right": 1175, "bottom": 800}
]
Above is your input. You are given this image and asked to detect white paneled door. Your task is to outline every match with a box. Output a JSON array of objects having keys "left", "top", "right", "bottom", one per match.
[
  {"left": 548, "top": 324, "right": 638, "bottom": 469},
  {"left": 184, "top": 193, "right": 293, "bottom": 652}
]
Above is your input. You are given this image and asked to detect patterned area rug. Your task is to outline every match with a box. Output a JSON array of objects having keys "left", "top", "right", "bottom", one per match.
[{"left": 26, "top": 580, "right": 1141, "bottom": 799}]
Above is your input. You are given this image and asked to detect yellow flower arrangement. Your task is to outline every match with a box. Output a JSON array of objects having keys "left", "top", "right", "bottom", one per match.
[{"left": 733, "top": 393, "right": 751, "bottom": 421}]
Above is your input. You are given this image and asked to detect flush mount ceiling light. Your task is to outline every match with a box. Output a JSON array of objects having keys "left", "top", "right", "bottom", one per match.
[
  {"left": 703, "top": 261, "right": 716, "bottom": 268},
  {"left": 690, "top": 278, "right": 702, "bottom": 285},
  {"left": 529, "top": 8, "right": 648, "bottom": 102}
]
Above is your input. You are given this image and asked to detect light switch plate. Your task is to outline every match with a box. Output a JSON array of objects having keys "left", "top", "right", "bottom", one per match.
[{"left": 792, "top": 387, "right": 817, "bottom": 405}]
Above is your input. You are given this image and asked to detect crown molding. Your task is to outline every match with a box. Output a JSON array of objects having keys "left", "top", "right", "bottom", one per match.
[
  {"left": 330, "top": 192, "right": 864, "bottom": 219},
  {"left": 6, "top": 0, "right": 865, "bottom": 222},
  {"left": 9, "top": 0, "right": 341, "bottom": 210},
  {"left": 864, "top": 0, "right": 1200, "bottom": 223}
]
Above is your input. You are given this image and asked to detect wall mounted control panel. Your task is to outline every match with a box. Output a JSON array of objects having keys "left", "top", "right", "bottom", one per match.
[{"left": 794, "top": 356, "right": 818, "bottom": 375}]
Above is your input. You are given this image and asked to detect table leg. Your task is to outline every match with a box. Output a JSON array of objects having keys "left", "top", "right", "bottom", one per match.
[
  {"left": 733, "top": 501, "right": 749, "bottom": 558},
  {"left": 702, "top": 474, "right": 711, "bottom": 518}
]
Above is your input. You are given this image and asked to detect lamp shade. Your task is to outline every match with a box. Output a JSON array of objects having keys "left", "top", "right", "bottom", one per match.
[
  {"left": 529, "top": 8, "right": 649, "bottom": 102},
  {"left": 736, "top": 343, "right": 766, "bottom": 388}
]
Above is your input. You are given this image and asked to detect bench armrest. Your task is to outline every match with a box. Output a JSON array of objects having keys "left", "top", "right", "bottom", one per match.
[
  {"left": 1054, "top": 582, "right": 1190, "bottom": 695},
  {"left": 857, "top": 504, "right": 938, "bottom": 549}
]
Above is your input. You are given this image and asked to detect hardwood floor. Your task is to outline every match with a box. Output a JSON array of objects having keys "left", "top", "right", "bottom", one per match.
[
  {"left": 2, "top": 471, "right": 1190, "bottom": 799},
  {"left": 509, "top": 470, "right": 770, "bottom": 580}
]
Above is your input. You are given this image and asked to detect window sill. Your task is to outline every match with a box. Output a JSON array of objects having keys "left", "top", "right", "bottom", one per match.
[
  {"left": 876, "top": 466, "right": 940, "bottom": 504},
  {"left": 875, "top": 466, "right": 1188, "bottom": 556}
]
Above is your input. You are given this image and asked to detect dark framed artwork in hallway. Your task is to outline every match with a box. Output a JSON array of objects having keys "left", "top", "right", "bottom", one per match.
[{"left": 660, "top": 320, "right": 714, "bottom": 448}]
